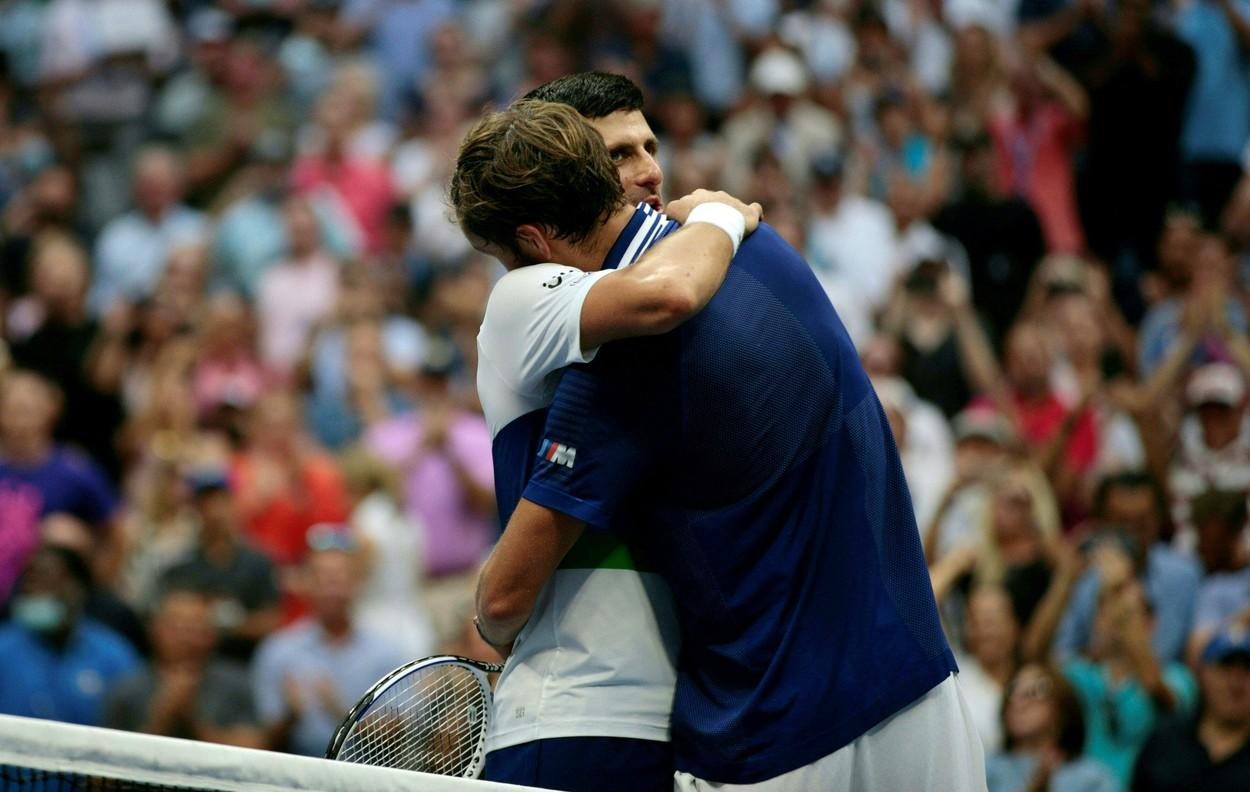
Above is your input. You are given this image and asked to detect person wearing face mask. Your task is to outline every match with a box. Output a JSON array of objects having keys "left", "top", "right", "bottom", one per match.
[{"left": 0, "top": 546, "right": 139, "bottom": 725}]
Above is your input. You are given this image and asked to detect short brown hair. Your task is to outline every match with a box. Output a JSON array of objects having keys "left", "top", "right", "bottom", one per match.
[{"left": 449, "top": 100, "right": 625, "bottom": 256}]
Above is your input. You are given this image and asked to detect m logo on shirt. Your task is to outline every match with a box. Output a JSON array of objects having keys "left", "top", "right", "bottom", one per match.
[{"left": 538, "top": 439, "right": 577, "bottom": 469}]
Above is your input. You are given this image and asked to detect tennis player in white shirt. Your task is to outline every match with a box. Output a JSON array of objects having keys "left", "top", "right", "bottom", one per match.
[{"left": 466, "top": 73, "right": 761, "bottom": 791}]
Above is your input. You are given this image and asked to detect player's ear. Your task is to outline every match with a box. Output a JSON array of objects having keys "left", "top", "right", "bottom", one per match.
[{"left": 515, "top": 224, "right": 553, "bottom": 262}]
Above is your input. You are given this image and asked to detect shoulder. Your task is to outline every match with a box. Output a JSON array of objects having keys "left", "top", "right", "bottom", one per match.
[
  {"left": 482, "top": 264, "right": 592, "bottom": 327},
  {"left": 78, "top": 620, "right": 139, "bottom": 666},
  {"left": 1056, "top": 757, "right": 1119, "bottom": 791},
  {"left": 1150, "top": 545, "right": 1202, "bottom": 584},
  {"left": 0, "top": 624, "right": 29, "bottom": 651}
]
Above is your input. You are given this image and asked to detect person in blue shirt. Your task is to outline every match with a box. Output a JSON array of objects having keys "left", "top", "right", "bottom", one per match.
[
  {"left": 0, "top": 545, "right": 139, "bottom": 725},
  {"left": 452, "top": 100, "right": 985, "bottom": 790}
]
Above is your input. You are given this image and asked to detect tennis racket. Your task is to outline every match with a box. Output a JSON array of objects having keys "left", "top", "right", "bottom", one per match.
[{"left": 325, "top": 655, "right": 504, "bottom": 778}]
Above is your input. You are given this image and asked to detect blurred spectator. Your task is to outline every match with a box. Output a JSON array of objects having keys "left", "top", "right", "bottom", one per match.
[
  {"left": 0, "top": 546, "right": 139, "bottom": 725},
  {"left": 231, "top": 391, "right": 350, "bottom": 572},
  {"left": 0, "top": 164, "right": 77, "bottom": 303},
  {"left": 159, "top": 469, "right": 281, "bottom": 661},
  {"left": 103, "top": 585, "right": 263, "bottom": 747},
  {"left": 1186, "top": 490, "right": 1250, "bottom": 664},
  {"left": 0, "top": 371, "right": 118, "bottom": 601},
  {"left": 341, "top": 447, "right": 436, "bottom": 657},
  {"left": 41, "top": 512, "right": 146, "bottom": 655},
  {"left": 1063, "top": 577, "right": 1196, "bottom": 786},
  {"left": 653, "top": 90, "right": 722, "bottom": 201},
  {"left": 250, "top": 536, "right": 407, "bottom": 756},
  {"left": 1168, "top": 364, "right": 1250, "bottom": 547},
  {"left": 926, "top": 406, "right": 1029, "bottom": 561},
  {"left": 90, "top": 147, "right": 208, "bottom": 316},
  {"left": 881, "top": 264, "right": 998, "bottom": 419},
  {"left": 1078, "top": 0, "right": 1195, "bottom": 320},
  {"left": 874, "top": 375, "right": 954, "bottom": 531},
  {"left": 336, "top": 0, "right": 457, "bottom": 120},
  {"left": 933, "top": 130, "right": 1046, "bottom": 344},
  {"left": 986, "top": 663, "right": 1117, "bottom": 792},
  {"left": 305, "top": 314, "right": 410, "bottom": 450},
  {"left": 257, "top": 197, "right": 341, "bottom": 375},
  {"left": 1138, "top": 235, "right": 1248, "bottom": 378},
  {"left": 956, "top": 585, "right": 1020, "bottom": 754},
  {"left": 1175, "top": 0, "right": 1250, "bottom": 227},
  {"left": 720, "top": 47, "right": 841, "bottom": 197},
  {"left": 987, "top": 54, "right": 1087, "bottom": 254},
  {"left": 1051, "top": 472, "right": 1201, "bottom": 663},
  {"left": 806, "top": 151, "right": 898, "bottom": 323},
  {"left": 1132, "top": 624, "right": 1250, "bottom": 792},
  {"left": 178, "top": 36, "right": 295, "bottom": 208},
  {"left": 291, "top": 92, "right": 395, "bottom": 255},
  {"left": 192, "top": 292, "right": 268, "bottom": 420},
  {"left": 365, "top": 340, "right": 494, "bottom": 645},
  {"left": 306, "top": 271, "right": 426, "bottom": 404},
  {"left": 8, "top": 233, "right": 126, "bottom": 475}
]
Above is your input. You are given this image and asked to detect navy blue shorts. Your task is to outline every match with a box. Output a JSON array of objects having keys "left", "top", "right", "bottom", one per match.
[{"left": 482, "top": 736, "right": 672, "bottom": 791}]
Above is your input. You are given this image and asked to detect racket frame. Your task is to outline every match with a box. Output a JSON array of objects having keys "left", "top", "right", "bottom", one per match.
[{"left": 324, "top": 654, "right": 505, "bottom": 778}]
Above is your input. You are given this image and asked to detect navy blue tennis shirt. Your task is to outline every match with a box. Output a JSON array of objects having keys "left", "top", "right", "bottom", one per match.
[{"left": 519, "top": 204, "right": 958, "bottom": 784}]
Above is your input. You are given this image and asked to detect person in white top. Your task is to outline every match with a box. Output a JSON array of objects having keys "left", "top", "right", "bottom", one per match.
[{"left": 462, "top": 73, "right": 761, "bottom": 792}]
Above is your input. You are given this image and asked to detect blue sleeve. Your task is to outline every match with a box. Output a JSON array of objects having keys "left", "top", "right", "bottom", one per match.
[
  {"left": 1054, "top": 572, "right": 1099, "bottom": 660},
  {"left": 522, "top": 340, "right": 676, "bottom": 530},
  {"left": 74, "top": 457, "right": 119, "bottom": 526},
  {"left": 250, "top": 640, "right": 287, "bottom": 726},
  {"left": 1163, "top": 664, "right": 1199, "bottom": 714}
]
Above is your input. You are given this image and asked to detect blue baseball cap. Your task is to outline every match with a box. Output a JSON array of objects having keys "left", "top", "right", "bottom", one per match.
[{"left": 1203, "top": 624, "right": 1250, "bottom": 665}]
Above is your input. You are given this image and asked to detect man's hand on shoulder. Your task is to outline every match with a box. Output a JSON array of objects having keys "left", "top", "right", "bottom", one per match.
[{"left": 665, "top": 189, "right": 763, "bottom": 236}]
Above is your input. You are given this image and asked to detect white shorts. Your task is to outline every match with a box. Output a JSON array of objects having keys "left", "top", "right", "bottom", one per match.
[{"left": 673, "top": 673, "right": 986, "bottom": 792}]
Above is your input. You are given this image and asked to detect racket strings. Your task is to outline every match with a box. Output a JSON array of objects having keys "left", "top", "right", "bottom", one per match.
[{"left": 337, "top": 665, "right": 490, "bottom": 776}]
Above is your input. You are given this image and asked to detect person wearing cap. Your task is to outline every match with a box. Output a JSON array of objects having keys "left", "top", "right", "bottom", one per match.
[
  {"left": 0, "top": 545, "right": 140, "bottom": 726},
  {"left": 720, "top": 47, "right": 841, "bottom": 197},
  {"left": 807, "top": 149, "right": 897, "bottom": 324},
  {"left": 1169, "top": 362, "right": 1250, "bottom": 551},
  {"left": 158, "top": 469, "right": 281, "bottom": 662},
  {"left": 249, "top": 528, "right": 407, "bottom": 756},
  {"left": 1131, "top": 625, "right": 1250, "bottom": 791}
]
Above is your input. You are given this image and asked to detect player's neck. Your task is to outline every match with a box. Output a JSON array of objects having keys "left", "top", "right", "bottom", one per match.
[{"left": 549, "top": 204, "right": 635, "bottom": 272}]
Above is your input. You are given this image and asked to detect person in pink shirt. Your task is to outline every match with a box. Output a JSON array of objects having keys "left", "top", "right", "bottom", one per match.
[
  {"left": 364, "top": 343, "right": 494, "bottom": 646},
  {"left": 988, "top": 56, "right": 1088, "bottom": 254},
  {"left": 256, "top": 197, "right": 341, "bottom": 376},
  {"left": 291, "top": 93, "right": 395, "bottom": 255}
]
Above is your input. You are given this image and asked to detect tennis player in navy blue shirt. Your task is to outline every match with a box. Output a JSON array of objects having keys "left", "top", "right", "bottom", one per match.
[{"left": 456, "top": 101, "right": 985, "bottom": 790}]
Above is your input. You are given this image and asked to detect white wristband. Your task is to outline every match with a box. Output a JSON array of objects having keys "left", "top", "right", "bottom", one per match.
[{"left": 686, "top": 202, "right": 746, "bottom": 256}]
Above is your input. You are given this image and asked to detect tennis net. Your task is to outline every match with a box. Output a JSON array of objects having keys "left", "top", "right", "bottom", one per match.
[{"left": 0, "top": 715, "right": 538, "bottom": 791}]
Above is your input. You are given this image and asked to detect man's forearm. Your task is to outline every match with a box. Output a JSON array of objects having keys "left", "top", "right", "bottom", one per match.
[
  {"left": 580, "top": 223, "right": 736, "bottom": 348},
  {"left": 475, "top": 499, "right": 585, "bottom": 650}
]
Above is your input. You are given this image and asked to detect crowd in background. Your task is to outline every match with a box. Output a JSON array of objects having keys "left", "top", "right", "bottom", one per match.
[{"left": 0, "top": 0, "right": 1248, "bottom": 789}]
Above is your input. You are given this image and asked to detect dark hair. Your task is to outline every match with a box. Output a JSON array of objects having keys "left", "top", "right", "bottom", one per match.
[
  {"left": 1092, "top": 470, "right": 1167, "bottom": 521},
  {"left": 1002, "top": 664, "right": 1087, "bottom": 759},
  {"left": 28, "top": 545, "right": 93, "bottom": 590},
  {"left": 1191, "top": 489, "right": 1248, "bottom": 531},
  {"left": 522, "top": 72, "right": 644, "bottom": 120},
  {"left": 449, "top": 100, "right": 625, "bottom": 256}
]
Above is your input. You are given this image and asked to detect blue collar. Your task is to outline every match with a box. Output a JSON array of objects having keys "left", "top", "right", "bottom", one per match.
[{"left": 602, "top": 203, "right": 679, "bottom": 271}]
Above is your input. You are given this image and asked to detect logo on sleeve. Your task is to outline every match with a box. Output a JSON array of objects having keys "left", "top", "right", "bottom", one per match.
[{"left": 538, "top": 439, "right": 577, "bottom": 468}]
